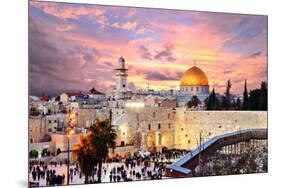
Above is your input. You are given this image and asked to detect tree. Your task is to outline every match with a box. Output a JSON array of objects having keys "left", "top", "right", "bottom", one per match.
[
  {"left": 249, "top": 89, "right": 261, "bottom": 110},
  {"left": 222, "top": 80, "right": 232, "bottom": 109},
  {"left": 206, "top": 88, "right": 220, "bottom": 110},
  {"left": 88, "top": 119, "right": 116, "bottom": 183},
  {"left": 187, "top": 96, "right": 201, "bottom": 108},
  {"left": 259, "top": 81, "right": 267, "bottom": 110},
  {"left": 248, "top": 81, "right": 268, "bottom": 110},
  {"left": 73, "top": 135, "right": 97, "bottom": 184},
  {"left": 41, "top": 148, "right": 50, "bottom": 157},
  {"left": 235, "top": 97, "right": 242, "bottom": 110},
  {"left": 29, "top": 150, "right": 39, "bottom": 158},
  {"left": 242, "top": 80, "right": 249, "bottom": 110}
]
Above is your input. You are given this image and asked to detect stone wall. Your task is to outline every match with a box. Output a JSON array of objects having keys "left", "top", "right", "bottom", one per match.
[
  {"left": 123, "top": 107, "right": 176, "bottom": 150},
  {"left": 115, "top": 107, "right": 267, "bottom": 152},
  {"left": 174, "top": 110, "right": 267, "bottom": 150}
]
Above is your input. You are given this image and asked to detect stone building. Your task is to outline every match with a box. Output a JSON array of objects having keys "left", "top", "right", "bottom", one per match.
[{"left": 112, "top": 107, "right": 267, "bottom": 153}]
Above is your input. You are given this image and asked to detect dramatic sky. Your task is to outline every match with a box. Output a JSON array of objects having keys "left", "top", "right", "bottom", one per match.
[{"left": 29, "top": 1, "right": 267, "bottom": 96}]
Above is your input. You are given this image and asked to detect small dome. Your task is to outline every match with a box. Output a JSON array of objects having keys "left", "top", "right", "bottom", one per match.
[{"left": 181, "top": 66, "right": 209, "bottom": 86}]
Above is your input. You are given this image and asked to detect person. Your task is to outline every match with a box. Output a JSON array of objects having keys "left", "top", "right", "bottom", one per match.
[
  {"left": 32, "top": 171, "right": 36, "bottom": 181},
  {"left": 117, "top": 175, "right": 121, "bottom": 182},
  {"left": 62, "top": 174, "right": 65, "bottom": 184},
  {"left": 109, "top": 174, "right": 112, "bottom": 182},
  {"left": 70, "top": 174, "right": 73, "bottom": 182}
]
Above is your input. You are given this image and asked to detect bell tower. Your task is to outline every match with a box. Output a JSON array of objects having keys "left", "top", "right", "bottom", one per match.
[{"left": 115, "top": 56, "right": 128, "bottom": 92}]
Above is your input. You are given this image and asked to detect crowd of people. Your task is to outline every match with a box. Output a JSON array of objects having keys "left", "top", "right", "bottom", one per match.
[
  {"left": 29, "top": 160, "right": 67, "bottom": 186},
  {"left": 28, "top": 149, "right": 189, "bottom": 186}
]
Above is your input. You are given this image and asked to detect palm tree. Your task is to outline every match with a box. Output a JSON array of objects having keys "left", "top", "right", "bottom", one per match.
[
  {"left": 72, "top": 134, "right": 97, "bottom": 184},
  {"left": 88, "top": 119, "right": 116, "bottom": 183}
]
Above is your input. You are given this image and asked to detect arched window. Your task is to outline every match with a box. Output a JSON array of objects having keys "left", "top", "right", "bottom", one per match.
[
  {"left": 158, "top": 124, "right": 161, "bottom": 129},
  {"left": 148, "top": 124, "right": 151, "bottom": 131}
]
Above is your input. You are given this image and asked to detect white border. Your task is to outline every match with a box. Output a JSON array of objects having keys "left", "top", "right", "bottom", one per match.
[{"left": 1, "top": 0, "right": 280, "bottom": 188}]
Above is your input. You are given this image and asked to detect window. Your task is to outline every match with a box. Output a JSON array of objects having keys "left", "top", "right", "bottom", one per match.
[
  {"left": 123, "top": 84, "right": 126, "bottom": 88},
  {"left": 123, "top": 132, "right": 125, "bottom": 136},
  {"left": 54, "top": 120, "right": 57, "bottom": 123},
  {"left": 168, "top": 113, "right": 170, "bottom": 119},
  {"left": 209, "top": 132, "right": 211, "bottom": 136},
  {"left": 188, "top": 140, "right": 191, "bottom": 144},
  {"left": 185, "top": 134, "right": 188, "bottom": 138},
  {"left": 48, "top": 120, "right": 52, "bottom": 124},
  {"left": 168, "top": 123, "right": 171, "bottom": 129},
  {"left": 148, "top": 124, "right": 151, "bottom": 131},
  {"left": 158, "top": 124, "right": 161, "bottom": 129},
  {"left": 196, "top": 87, "right": 199, "bottom": 91},
  {"left": 218, "top": 125, "right": 222, "bottom": 128},
  {"left": 30, "top": 138, "right": 33, "bottom": 143},
  {"left": 153, "top": 112, "right": 156, "bottom": 118},
  {"left": 48, "top": 128, "right": 52, "bottom": 132},
  {"left": 181, "top": 128, "right": 184, "bottom": 131},
  {"left": 136, "top": 113, "right": 139, "bottom": 121}
]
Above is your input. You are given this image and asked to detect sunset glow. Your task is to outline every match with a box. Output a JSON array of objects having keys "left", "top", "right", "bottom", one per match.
[{"left": 29, "top": 1, "right": 267, "bottom": 96}]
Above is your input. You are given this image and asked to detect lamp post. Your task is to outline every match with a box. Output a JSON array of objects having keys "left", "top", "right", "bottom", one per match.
[
  {"left": 66, "top": 128, "right": 74, "bottom": 185},
  {"left": 66, "top": 111, "right": 75, "bottom": 185}
]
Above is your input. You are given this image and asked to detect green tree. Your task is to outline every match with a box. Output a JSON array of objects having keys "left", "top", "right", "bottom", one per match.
[
  {"left": 88, "top": 119, "right": 116, "bottom": 183},
  {"left": 29, "top": 150, "right": 39, "bottom": 158},
  {"left": 249, "top": 89, "right": 261, "bottom": 110},
  {"left": 242, "top": 80, "right": 249, "bottom": 110},
  {"left": 73, "top": 135, "right": 97, "bottom": 184},
  {"left": 235, "top": 97, "right": 242, "bottom": 110},
  {"left": 222, "top": 80, "right": 232, "bottom": 109},
  {"left": 41, "top": 148, "right": 50, "bottom": 157},
  {"left": 187, "top": 96, "right": 201, "bottom": 108},
  {"left": 259, "top": 81, "right": 267, "bottom": 110},
  {"left": 206, "top": 88, "right": 220, "bottom": 110}
]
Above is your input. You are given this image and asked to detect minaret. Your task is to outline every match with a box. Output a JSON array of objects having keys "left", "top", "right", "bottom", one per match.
[{"left": 115, "top": 56, "right": 128, "bottom": 92}]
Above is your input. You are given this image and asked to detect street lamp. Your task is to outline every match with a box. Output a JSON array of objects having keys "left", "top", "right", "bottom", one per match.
[
  {"left": 66, "top": 128, "right": 75, "bottom": 185},
  {"left": 66, "top": 110, "right": 75, "bottom": 185}
]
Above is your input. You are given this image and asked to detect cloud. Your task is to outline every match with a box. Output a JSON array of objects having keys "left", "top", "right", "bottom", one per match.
[
  {"left": 29, "top": 2, "right": 267, "bottom": 95},
  {"left": 144, "top": 70, "right": 182, "bottom": 81},
  {"left": 138, "top": 45, "right": 152, "bottom": 60},
  {"left": 154, "top": 44, "right": 176, "bottom": 62},
  {"left": 30, "top": 1, "right": 105, "bottom": 20},
  {"left": 111, "top": 21, "right": 138, "bottom": 31},
  {"left": 55, "top": 24, "right": 77, "bottom": 32},
  {"left": 29, "top": 17, "right": 113, "bottom": 96},
  {"left": 136, "top": 27, "right": 146, "bottom": 35},
  {"left": 248, "top": 51, "right": 262, "bottom": 58}
]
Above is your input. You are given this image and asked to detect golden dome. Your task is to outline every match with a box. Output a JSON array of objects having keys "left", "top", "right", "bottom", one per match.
[{"left": 181, "top": 66, "right": 209, "bottom": 86}]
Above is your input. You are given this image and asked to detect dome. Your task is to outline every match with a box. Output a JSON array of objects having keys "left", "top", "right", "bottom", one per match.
[{"left": 181, "top": 66, "right": 209, "bottom": 86}]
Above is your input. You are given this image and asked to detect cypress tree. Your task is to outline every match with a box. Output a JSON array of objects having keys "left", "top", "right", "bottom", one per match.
[{"left": 242, "top": 80, "right": 249, "bottom": 110}]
